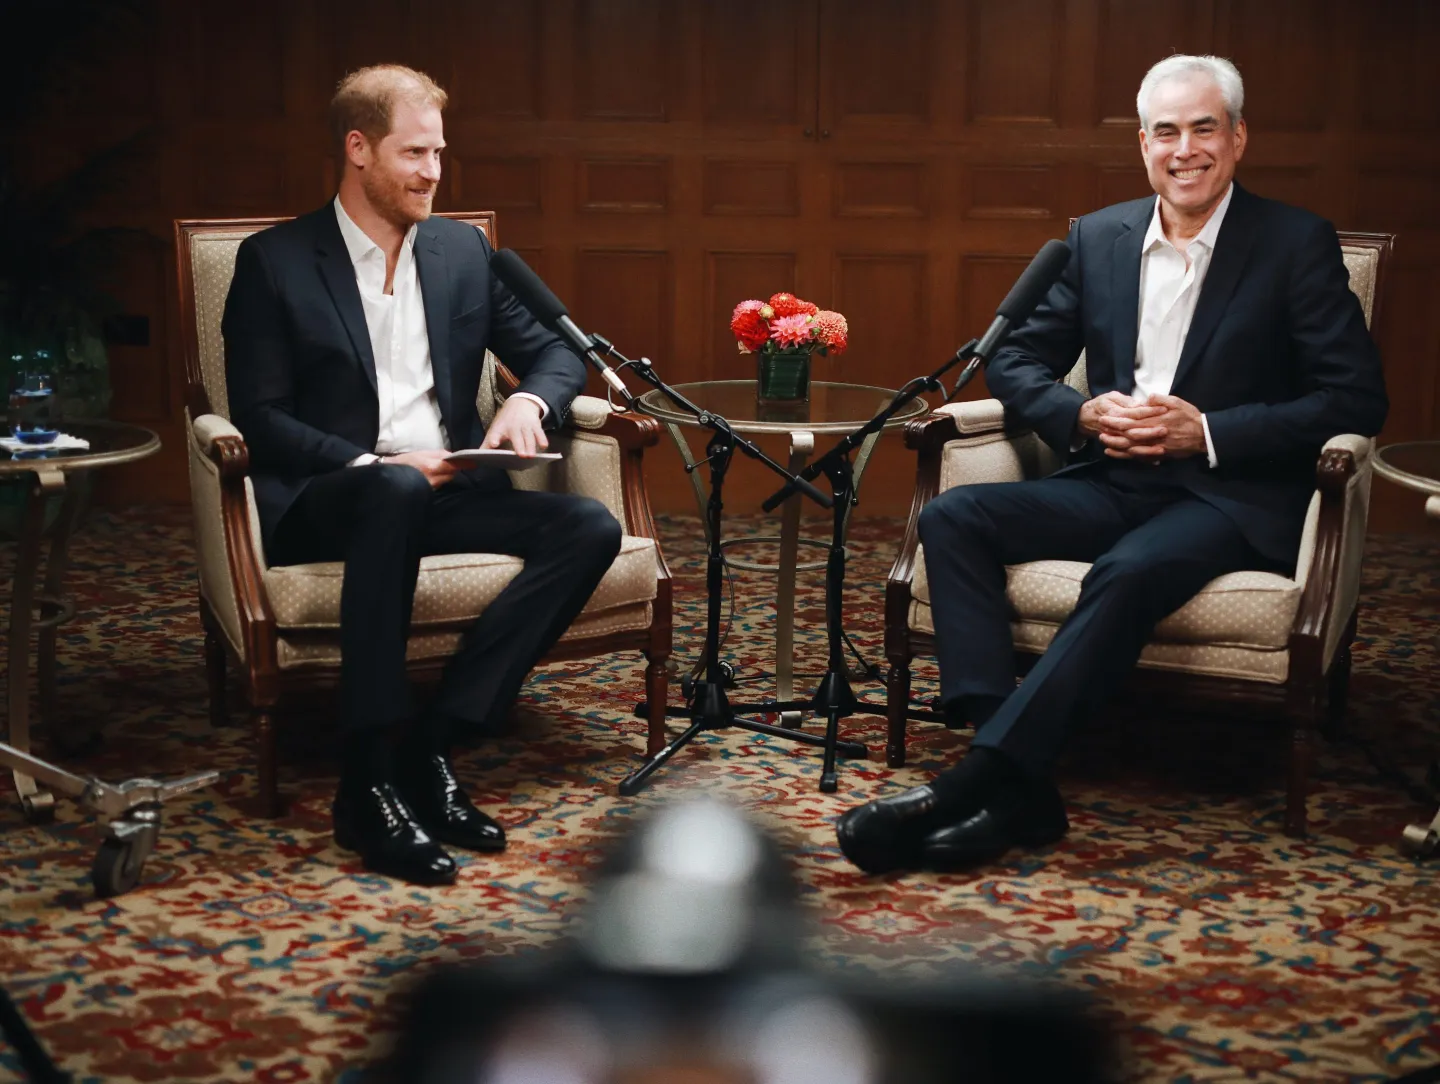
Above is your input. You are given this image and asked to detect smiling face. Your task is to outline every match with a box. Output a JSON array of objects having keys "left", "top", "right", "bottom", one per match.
[
  {"left": 349, "top": 97, "right": 445, "bottom": 230},
  {"left": 1139, "top": 74, "right": 1247, "bottom": 229}
]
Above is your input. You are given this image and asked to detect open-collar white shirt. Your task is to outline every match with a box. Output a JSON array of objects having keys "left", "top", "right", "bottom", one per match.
[
  {"left": 1133, "top": 182, "right": 1232, "bottom": 467},
  {"left": 334, "top": 197, "right": 547, "bottom": 466},
  {"left": 335, "top": 196, "right": 448, "bottom": 458}
]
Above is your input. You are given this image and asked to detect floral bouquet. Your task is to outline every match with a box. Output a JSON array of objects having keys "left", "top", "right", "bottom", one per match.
[{"left": 729, "top": 292, "right": 848, "bottom": 402}]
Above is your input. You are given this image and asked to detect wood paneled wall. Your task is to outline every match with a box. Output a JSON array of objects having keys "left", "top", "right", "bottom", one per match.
[{"left": 22, "top": 0, "right": 1440, "bottom": 529}]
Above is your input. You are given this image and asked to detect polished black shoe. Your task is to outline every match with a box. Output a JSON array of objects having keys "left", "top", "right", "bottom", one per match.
[
  {"left": 333, "top": 782, "right": 458, "bottom": 886},
  {"left": 396, "top": 752, "right": 507, "bottom": 853},
  {"left": 836, "top": 785, "right": 957, "bottom": 874},
  {"left": 919, "top": 783, "right": 1069, "bottom": 871}
]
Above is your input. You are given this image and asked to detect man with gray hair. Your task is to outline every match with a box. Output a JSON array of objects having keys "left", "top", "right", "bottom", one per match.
[{"left": 838, "top": 55, "right": 1387, "bottom": 874}]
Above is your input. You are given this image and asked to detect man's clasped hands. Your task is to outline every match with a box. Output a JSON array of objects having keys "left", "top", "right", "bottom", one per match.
[{"left": 1076, "top": 390, "right": 1208, "bottom": 460}]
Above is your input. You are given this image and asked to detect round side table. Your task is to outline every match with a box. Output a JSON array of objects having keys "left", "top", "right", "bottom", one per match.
[
  {"left": 1373, "top": 440, "right": 1440, "bottom": 858},
  {"left": 638, "top": 380, "right": 928, "bottom": 722},
  {"left": 1, "top": 420, "right": 161, "bottom": 818}
]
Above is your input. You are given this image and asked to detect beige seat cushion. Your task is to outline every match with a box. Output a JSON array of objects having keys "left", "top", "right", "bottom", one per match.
[
  {"left": 911, "top": 544, "right": 1300, "bottom": 650},
  {"left": 265, "top": 534, "right": 658, "bottom": 630}
]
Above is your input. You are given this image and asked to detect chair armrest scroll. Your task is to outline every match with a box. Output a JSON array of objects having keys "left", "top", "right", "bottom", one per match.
[
  {"left": 1290, "top": 435, "right": 1373, "bottom": 674},
  {"left": 187, "top": 411, "right": 277, "bottom": 676},
  {"left": 193, "top": 414, "right": 251, "bottom": 479}
]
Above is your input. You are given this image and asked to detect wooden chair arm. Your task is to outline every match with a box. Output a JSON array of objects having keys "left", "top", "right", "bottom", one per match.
[
  {"left": 1288, "top": 444, "right": 1359, "bottom": 673},
  {"left": 885, "top": 412, "right": 963, "bottom": 628},
  {"left": 195, "top": 425, "right": 279, "bottom": 682}
]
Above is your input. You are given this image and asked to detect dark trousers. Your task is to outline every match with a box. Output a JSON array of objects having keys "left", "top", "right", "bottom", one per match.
[
  {"left": 916, "top": 463, "right": 1275, "bottom": 779},
  {"left": 270, "top": 464, "right": 623, "bottom": 743}
]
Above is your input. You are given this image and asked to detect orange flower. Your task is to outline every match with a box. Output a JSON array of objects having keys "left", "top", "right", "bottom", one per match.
[{"left": 814, "top": 310, "right": 848, "bottom": 354}]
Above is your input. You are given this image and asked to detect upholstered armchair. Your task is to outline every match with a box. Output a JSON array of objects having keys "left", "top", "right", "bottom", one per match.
[
  {"left": 175, "top": 214, "right": 672, "bottom": 816},
  {"left": 884, "top": 231, "right": 1392, "bottom": 837}
]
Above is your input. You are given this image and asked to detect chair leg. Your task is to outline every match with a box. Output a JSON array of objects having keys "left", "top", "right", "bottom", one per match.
[
  {"left": 1322, "top": 646, "right": 1353, "bottom": 743},
  {"left": 644, "top": 655, "right": 668, "bottom": 757},
  {"left": 886, "top": 660, "right": 911, "bottom": 768},
  {"left": 1285, "top": 720, "right": 1313, "bottom": 838},
  {"left": 253, "top": 708, "right": 283, "bottom": 818},
  {"left": 204, "top": 628, "right": 228, "bottom": 729}
]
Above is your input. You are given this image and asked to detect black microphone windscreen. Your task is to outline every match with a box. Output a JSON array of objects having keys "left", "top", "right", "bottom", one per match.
[
  {"left": 995, "top": 239, "right": 1072, "bottom": 324},
  {"left": 492, "top": 248, "right": 568, "bottom": 326}
]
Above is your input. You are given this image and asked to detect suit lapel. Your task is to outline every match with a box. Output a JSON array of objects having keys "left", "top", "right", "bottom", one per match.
[
  {"left": 314, "top": 211, "right": 378, "bottom": 396},
  {"left": 413, "top": 221, "right": 454, "bottom": 430},
  {"left": 1109, "top": 197, "right": 1152, "bottom": 395},
  {"left": 1170, "top": 184, "right": 1260, "bottom": 395}
]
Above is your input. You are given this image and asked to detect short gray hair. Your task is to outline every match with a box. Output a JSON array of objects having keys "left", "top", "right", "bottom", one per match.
[{"left": 1136, "top": 54, "right": 1244, "bottom": 131}]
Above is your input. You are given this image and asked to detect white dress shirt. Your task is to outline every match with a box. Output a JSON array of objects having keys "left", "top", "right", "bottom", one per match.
[
  {"left": 333, "top": 198, "right": 546, "bottom": 466},
  {"left": 1133, "top": 182, "right": 1232, "bottom": 467}
]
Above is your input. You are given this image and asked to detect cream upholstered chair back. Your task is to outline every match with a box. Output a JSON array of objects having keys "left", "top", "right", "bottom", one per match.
[{"left": 1057, "top": 231, "right": 1389, "bottom": 398}]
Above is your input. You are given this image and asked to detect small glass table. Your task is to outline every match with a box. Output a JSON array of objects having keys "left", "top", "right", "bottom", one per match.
[
  {"left": 2, "top": 420, "right": 161, "bottom": 818},
  {"left": 1374, "top": 441, "right": 1440, "bottom": 513},
  {"left": 1373, "top": 441, "right": 1440, "bottom": 857},
  {"left": 638, "top": 380, "right": 929, "bottom": 723}
]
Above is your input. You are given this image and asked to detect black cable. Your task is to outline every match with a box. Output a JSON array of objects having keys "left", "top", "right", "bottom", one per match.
[{"left": 0, "top": 983, "right": 71, "bottom": 1083}]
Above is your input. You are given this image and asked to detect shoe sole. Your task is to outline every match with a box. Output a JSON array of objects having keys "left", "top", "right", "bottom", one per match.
[
  {"left": 922, "top": 814, "right": 1069, "bottom": 873},
  {"left": 332, "top": 825, "right": 459, "bottom": 886}
]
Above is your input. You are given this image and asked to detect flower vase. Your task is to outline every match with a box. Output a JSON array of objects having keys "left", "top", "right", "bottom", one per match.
[{"left": 756, "top": 351, "right": 811, "bottom": 403}]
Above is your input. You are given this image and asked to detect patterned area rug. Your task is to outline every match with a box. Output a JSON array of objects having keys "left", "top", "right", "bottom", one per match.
[{"left": 2, "top": 507, "right": 1438, "bottom": 1083}]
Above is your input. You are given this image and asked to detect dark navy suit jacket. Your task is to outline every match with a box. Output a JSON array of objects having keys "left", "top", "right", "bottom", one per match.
[
  {"left": 221, "top": 205, "right": 586, "bottom": 551},
  {"left": 986, "top": 183, "right": 1388, "bottom": 565}
]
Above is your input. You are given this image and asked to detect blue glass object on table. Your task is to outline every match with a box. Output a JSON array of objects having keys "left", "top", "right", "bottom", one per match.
[{"left": 8, "top": 359, "right": 60, "bottom": 449}]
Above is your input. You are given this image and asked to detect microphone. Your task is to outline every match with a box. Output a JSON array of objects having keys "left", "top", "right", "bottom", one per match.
[
  {"left": 490, "top": 248, "right": 634, "bottom": 401},
  {"left": 971, "top": 239, "right": 1072, "bottom": 362}
]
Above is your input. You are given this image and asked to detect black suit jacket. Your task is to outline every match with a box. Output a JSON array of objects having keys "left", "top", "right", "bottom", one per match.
[
  {"left": 986, "top": 183, "right": 1388, "bottom": 565},
  {"left": 221, "top": 204, "right": 586, "bottom": 550}
]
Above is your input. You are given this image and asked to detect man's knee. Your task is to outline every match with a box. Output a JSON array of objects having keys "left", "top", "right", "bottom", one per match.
[
  {"left": 919, "top": 487, "right": 988, "bottom": 548},
  {"left": 365, "top": 464, "right": 434, "bottom": 512},
  {"left": 563, "top": 496, "right": 623, "bottom": 561}
]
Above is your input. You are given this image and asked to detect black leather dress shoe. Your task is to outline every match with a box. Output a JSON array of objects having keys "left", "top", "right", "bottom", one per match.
[
  {"left": 396, "top": 752, "right": 507, "bottom": 853},
  {"left": 836, "top": 785, "right": 955, "bottom": 874},
  {"left": 333, "top": 782, "right": 458, "bottom": 886},
  {"left": 920, "top": 784, "right": 1068, "bottom": 871}
]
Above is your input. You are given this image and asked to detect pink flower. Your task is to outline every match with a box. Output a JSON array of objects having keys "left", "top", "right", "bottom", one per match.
[
  {"left": 814, "top": 310, "right": 848, "bottom": 354},
  {"left": 769, "top": 313, "right": 816, "bottom": 349}
]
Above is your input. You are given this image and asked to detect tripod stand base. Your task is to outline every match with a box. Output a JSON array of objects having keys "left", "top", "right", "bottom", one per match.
[{"left": 620, "top": 691, "right": 869, "bottom": 797}]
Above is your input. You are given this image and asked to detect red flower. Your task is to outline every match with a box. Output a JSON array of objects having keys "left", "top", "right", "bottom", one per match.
[
  {"left": 768, "top": 292, "right": 807, "bottom": 318},
  {"left": 814, "top": 309, "right": 848, "bottom": 354},
  {"left": 730, "top": 300, "right": 770, "bottom": 353},
  {"left": 795, "top": 298, "right": 819, "bottom": 316}
]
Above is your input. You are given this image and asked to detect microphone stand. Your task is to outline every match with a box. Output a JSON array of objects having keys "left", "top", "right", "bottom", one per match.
[
  {"left": 731, "top": 339, "right": 989, "bottom": 789},
  {"left": 572, "top": 337, "right": 869, "bottom": 796}
]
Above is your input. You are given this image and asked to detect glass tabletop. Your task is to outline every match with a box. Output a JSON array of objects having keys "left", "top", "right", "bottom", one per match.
[
  {"left": 1374, "top": 441, "right": 1440, "bottom": 496},
  {"left": 636, "top": 380, "right": 930, "bottom": 434},
  {"left": 0, "top": 420, "right": 162, "bottom": 476}
]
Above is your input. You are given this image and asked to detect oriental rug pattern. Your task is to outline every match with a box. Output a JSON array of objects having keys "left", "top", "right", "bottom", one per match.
[{"left": 1, "top": 508, "right": 1438, "bottom": 1083}]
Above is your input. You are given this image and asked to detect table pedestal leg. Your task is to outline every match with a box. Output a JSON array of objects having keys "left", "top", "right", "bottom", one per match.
[
  {"left": 776, "top": 431, "right": 814, "bottom": 728},
  {"left": 37, "top": 481, "right": 84, "bottom": 748},
  {"left": 6, "top": 469, "right": 67, "bottom": 820}
]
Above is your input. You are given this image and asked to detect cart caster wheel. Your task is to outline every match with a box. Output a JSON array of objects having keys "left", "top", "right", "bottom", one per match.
[
  {"left": 92, "top": 837, "right": 147, "bottom": 897},
  {"left": 21, "top": 791, "right": 57, "bottom": 824}
]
